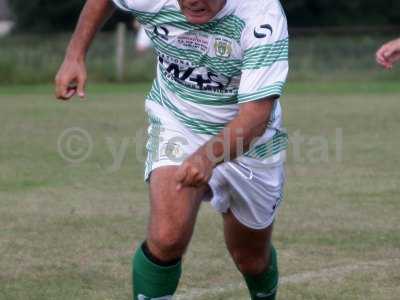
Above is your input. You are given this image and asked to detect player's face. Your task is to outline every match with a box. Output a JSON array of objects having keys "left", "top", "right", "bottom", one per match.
[{"left": 178, "top": 0, "right": 226, "bottom": 24}]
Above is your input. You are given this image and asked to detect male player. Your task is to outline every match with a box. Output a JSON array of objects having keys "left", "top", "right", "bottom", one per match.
[
  {"left": 376, "top": 38, "right": 400, "bottom": 69},
  {"left": 55, "top": 1, "right": 289, "bottom": 299}
]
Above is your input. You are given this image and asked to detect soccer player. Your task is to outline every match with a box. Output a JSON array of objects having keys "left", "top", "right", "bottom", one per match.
[
  {"left": 55, "top": 1, "right": 289, "bottom": 299},
  {"left": 376, "top": 38, "right": 400, "bottom": 69}
]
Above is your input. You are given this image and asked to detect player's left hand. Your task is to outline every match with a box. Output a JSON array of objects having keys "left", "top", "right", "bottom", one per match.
[{"left": 175, "top": 153, "right": 214, "bottom": 191}]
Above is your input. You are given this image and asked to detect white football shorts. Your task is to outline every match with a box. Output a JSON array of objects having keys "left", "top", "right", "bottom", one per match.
[{"left": 144, "top": 100, "right": 286, "bottom": 230}]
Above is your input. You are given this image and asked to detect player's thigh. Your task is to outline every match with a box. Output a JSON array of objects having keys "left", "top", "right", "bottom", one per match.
[
  {"left": 148, "top": 166, "right": 209, "bottom": 246},
  {"left": 223, "top": 210, "right": 273, "bottom": 263}
]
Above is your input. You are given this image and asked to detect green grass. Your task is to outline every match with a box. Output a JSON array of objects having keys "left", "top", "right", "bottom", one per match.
[
  {"left": 0, "top": 82, "right": 399, "bottom": 299},
  {"left": 2, "top": 80, "right": 400, "bottom": 96}
]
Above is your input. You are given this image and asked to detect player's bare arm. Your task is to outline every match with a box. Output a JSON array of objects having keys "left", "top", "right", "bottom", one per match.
[
  {"left": 376, "top": 38, "right": 400, "bottom": 69},
  {"left": 176, "top": 97, "right": 275, "bottom": 190},
  {"left": 55, "top": 0, "right": 115, "bottom": 100}
]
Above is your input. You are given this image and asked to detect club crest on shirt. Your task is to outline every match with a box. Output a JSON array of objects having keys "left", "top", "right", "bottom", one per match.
[
  {"left": 165, "top": 141, "right": 186, "bottom": 162},
  {"left": 214, "top": 38, "right": 233, "bottom": 58}
]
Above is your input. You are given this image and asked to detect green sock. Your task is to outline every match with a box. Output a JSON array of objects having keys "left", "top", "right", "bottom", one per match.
[
  {"left": 132, "top": 244, "right": 182, "bottom": 300},
  {"left": 244, "top": 245, "right": 279, "bottom": 300}
]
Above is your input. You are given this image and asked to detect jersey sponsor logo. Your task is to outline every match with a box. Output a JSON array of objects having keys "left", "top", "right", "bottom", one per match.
[
  {"left": 137, "top": 295, "right": 172, "bottom": 300},
  {"left": 214, "top": 38, "right": 233, "bottom": 58},
  {"left": 254, "top": 24, "right": 273, "bottom": 38},
  {"left": 158, "top": 54, "right": 236, "bottom": 92},
  {"left": 153, "top": 26, "right": 169, "bottom": 41}
]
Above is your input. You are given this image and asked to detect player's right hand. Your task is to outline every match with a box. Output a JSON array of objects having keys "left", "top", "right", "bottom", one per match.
[
  {"left": 55, "top": 58, "right": 87, "bottom": 100},
  {"left": 175, "top": 153, "right": 214, "bottom": 191},
  {"left": 376, "top": 38, "right": 400, "bottom": 69}
]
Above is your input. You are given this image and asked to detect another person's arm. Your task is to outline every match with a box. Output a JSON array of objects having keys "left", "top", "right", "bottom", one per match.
[
  {"left": 55, "top": 0, "right": 115, "bottom": 100},
  {"left": 376, "top": 38, "right": 400, "bottom": 69}
]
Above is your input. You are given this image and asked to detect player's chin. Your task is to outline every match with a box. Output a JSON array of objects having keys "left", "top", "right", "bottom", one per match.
[{"left": 183, "top": 12, "right": 213, "bottom": 24}]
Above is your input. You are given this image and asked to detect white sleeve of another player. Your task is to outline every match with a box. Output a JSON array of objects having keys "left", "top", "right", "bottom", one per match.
[
  {"left": 237, "top": 6, "right": 289, "bottom": 103},
  {"left": 136, "top": 26, "right": 153, "bottom": 51}
]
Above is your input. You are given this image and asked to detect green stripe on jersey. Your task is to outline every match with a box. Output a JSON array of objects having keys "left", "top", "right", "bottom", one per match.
[
  {"left": 160, "top": 70, "right": 238, "bottom": 106},
  {"left": 146, "top": 13, "right": 245, "bottom": 43},
  {"left": 121, "top": 5, "right": 245, "bottom": 43},
  {"left": 147, "top": 80, "right": 226, "bottom": 135},
  {"left": 199, "top": 15, "right": 245, "bottom": 43},
  {"left": 245, "top": 131, "right": 288, "bottom": 159},
  {"left": 147, "top": 81, "right": 287, "bottom": 159},
  {"left": 242, "top": 38, "right": 289, "bottom": 70},
  {"left": 238, "top": 82, "right": 285, "bottom": 102}
]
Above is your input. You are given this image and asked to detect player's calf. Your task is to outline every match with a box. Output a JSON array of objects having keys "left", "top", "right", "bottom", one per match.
[
  {"left": 132, "top": 242, "right": 181, "bottom": 300},
  {"left": 132, "top": 221, "right": 189, "bottom": 300},
  {"left": 224, "top": 212, "right": 279, "bottom": 299},
  {"left": 230, "top": 248, "right": 269, "bottom": 276},
  {"left": 131, "top": 166, "right": 208, "bottom": 300},
  {"left": 230, "top": 245, "right": 278, "bottom": 299},
  {"left": 243, "top": 246, "right": 279, "bottom": 300}
]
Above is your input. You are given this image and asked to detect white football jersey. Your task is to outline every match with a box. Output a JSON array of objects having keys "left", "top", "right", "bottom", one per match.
[{"left": 112, "top": 0, "right": 289, "bottom": 160}]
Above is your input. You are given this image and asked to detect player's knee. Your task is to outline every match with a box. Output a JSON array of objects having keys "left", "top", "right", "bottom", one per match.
[
  {"left": 150, "top": 227, "right": 188, "bottom": 259},
  {"left": 231, "top": 250, "right": 268, "bottom": 275}
]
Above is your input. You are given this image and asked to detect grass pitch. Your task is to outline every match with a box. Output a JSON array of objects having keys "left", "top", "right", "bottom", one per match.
[{"left": 0, "top": 82, "right": 399, "bottom": 300}]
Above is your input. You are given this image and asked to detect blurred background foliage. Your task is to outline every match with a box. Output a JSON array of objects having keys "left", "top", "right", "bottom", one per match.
[
  {"left": 8, "top": 0, "right": 400, "bottom": 32},
  {"left": 2, "top": 0, "right": 400, "bottom": 84},
  {"left": 284, "top": 0, "right": 400, "bottom": 27},
  {"left": 8, "top": 0, "right": 131, "bottom": 32}
]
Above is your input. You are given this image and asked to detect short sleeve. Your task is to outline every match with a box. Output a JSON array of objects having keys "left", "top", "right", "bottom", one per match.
[{"left": 237, "top": 8, "right": 289, "bottom": 103}]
